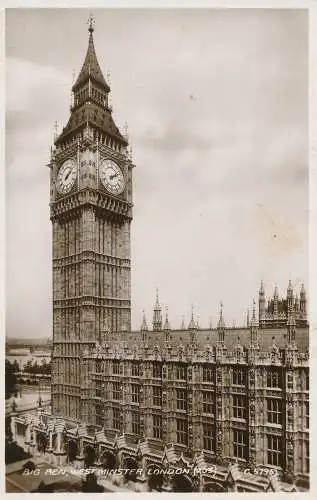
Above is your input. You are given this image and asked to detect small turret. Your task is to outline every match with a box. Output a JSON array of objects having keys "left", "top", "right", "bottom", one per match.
[
  {"left": 188, "top": 305, "right": 196, "bottom": 330},
  {"left": 152, "top": 288, "right": 162, "bottom": 331},
  {"left": 164, "top": 306, "right": 171, "bottom": 331},
  {"left": 164, "top": 307, "right": 171, "bottom": 343},
  {"left": 188, "top": 305, "right": 197, "bottom": 344},
  {"left": 287, "top": 303, "right": 296, "bottom": 345},
  {"left": 287, "top": 280, "right": 294, "bottom": 318},
  {"left": 250, "top": 299, "right": 258, "bottom": 346},
  {"left": 217, "top": 302, "right": 225, "bottom": 344},
  {"left": 141, "top": 310, "right": 148, "bottom": 332},
  {"left": 300, "top": 283, "right": 307, "bottom": 319},
  {"left": 258, "top": 280, "right": 266, "bottom": 327}
]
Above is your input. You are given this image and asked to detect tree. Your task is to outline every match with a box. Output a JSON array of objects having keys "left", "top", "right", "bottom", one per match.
[
  {"left": 5, "top": 359, "right": 17, "bottom": 399},
  {"left": 12, "top": 360, "right": 20, "bottom": 373}
]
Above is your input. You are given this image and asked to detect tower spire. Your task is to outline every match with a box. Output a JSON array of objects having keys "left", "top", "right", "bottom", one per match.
[
  {"left": 141, "top": 310, "right": 148, "bottom": 332},
  {"left": 152, "top": 288, "right": 162, "bottom": 331},
  {"left": 217, "top": 302, "right": 225, "bottom": 343},
  {"left": 188, "top": 304, "right": 196, "bottom": 330},
  {"left": 164, "top": 306, "right": 171, "bottom": 331}
]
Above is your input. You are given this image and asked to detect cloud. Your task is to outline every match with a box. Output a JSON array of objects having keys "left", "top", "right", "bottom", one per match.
[{"left": 5, "top": 9, "right": 308, "bottom": 336}]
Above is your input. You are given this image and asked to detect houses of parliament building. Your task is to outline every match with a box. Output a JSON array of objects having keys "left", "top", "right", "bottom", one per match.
[{"left": 11, "top": 19, "right": 309, "bottom": 493}]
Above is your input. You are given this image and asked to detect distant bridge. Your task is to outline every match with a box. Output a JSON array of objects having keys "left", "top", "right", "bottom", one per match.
[{"left": 16, "top": 372, "right": 51, "bottom": 387}]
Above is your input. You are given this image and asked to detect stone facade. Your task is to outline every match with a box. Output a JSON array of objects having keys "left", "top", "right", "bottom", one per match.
[
  {"left": 49, "top": 22, "right": 133, "bottom": 421},
  {"left": 9, "top": 20, "right": 310, "bottom": 494}
]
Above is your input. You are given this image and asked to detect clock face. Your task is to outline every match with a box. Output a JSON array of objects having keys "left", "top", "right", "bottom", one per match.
[
  {"left": 100, "top": 159, "right": 125, "bottom": 195},
  {"left": 56, "top": 159, "right": 77, "bottom": 195}
]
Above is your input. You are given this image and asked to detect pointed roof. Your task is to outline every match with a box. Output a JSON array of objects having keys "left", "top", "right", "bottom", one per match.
[
  {"left": 164, "top": 307, "right": 171, "bottom": 331},
  {"left": 300, "top": 283, "right": 306, "bottom": 298},
  {"left": 217, "top": 302, "right": 225, "bottom": 329},
  {"left": 250, "top": 299, "right": 258, "bottom": 328},
  {"left": 141, "top": 311, "right": 148, "bottom": 331},
  {"left": 259, "top": 280, "right": 265, "bottom": 295},
  {"left": 154, "top": 288, "right": 161, "bottom": 311},
  {"left": 72, "top": 18, "right": 109, "bottom": 92},
  {"left": 188, "top": 305, "right": 196, "bottom": 330},
  {"left": 287, "top": 280, "right": 293, "bottom": 295},
  {"left": 273, "top": 285, "right": 278, "bottom": 298}
]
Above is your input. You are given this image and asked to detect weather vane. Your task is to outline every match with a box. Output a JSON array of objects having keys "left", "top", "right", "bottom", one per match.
[{"left": 87, "top": 12, "right": 95, "bottom": 33}]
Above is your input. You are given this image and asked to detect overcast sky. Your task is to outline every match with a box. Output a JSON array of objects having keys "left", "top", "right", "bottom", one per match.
[{"left": 6, "top": 8, "right": 308, "bottom": 338}]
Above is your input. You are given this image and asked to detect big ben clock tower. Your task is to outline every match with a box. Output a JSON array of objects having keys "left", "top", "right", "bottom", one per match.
[{"left": 49, "top": 17, "right": 133, "bottom": 421}]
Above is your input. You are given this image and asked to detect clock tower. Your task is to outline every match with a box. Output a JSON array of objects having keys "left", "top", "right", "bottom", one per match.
[{"left": 49, "top": 18, "right": 133, "bottom": 421}]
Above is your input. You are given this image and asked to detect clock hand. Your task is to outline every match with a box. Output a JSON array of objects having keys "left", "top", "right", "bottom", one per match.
[
  {"left": 110, "top": 172, "right": 119, "bottom": 180},
  {"left": 64, "top": 170, "right": 71, "bottom": 181}
]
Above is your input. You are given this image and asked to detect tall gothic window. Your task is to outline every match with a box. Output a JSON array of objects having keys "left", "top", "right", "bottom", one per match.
[
  {"left": 152, "top": 363, "right": 162, "bottom": 379},
  {"left": 96, "top": 382, "right": 103, "bottom": 398},
  {"left": 176, "top": 364, "right": 187, "bottom": 381},
  {"left": 96, "top": 404, "right": 103, "bottom": 427},
  {"left": 203, "top": 422, "right": 215, "bottom": 452},
  {"left": 153, "top": 415, "right": 162, "bottom": 439},
  {"left": 232, "top": 395, "right": 246, "bottom": 420},
  {"left": 304, "top": 402, "right": 309, "bottom": 430},
  {"left": 305, "top": 371, "right": 309, "bottom": 391},
  {"left": 232, "top": 369, "right": 246, "bottom": 387},
  {"left": 113, "top": 361, "right": 120, "bottom": 375},
  {"left": 113, "top": 407, "right": 120, "bottom": 430},
  {"left": 132, "top": 411, "right": 140, "bottom": 435},
  {"left": 113, "top": 382, "right": 120, "bottom": 401},
  {"left": 266, "top": 369, "right": 282, "bottom": 389},
  {"left": 203, "top": 365, "right": 214, "bottom": 383},
  {"left": 176, "top": 389, "right": 187, "bottom": 411},
  {"left": 153, "top": 387, "right": 162, "bottom": 407},
  {"left": 233, "top": 429, "right": 247, "bottom": 459},
  {"left": 132, "top": 384, "right": 140, "bottom": 404},
  {"left": 267, "top": 398, "right": 282, "bottom": 425},
  {"left": 202, "top": 391, "right": 215, "bottom": 415},
  {"left": 176, "top": 419, "right": 188, "bottom": 445},
  {"left": 267, "top": 435, "right": 282, "bottom": 466},
  {"left": 131, "top": 362, "right": 140, "bottom": 377}
]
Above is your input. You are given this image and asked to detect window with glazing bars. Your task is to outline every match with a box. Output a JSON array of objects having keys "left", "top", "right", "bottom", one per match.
[
  {"left": 233, "top": 395, "right": 246, "bottom": 419},
  {"left": 233, "top": 429, "right": 247, "bottom": 459},
  {"left": 267, "top": 398, "right": 282, "bottom": 425},
  {"left": 304, "top": 401, "right": 309, "bottom": 429},
  {"left": 112, "top": 382, "right": 120, "bottom": 401},
  {"left": 153, "top": 386, "right": 162, "bottom": 407},
  {"left": 203, "top": 422, "right": 215, "bottom": 451},
  {"left": 203, "top": 365, "right": 214, "bottom": 383},
  {"left": 232, "top": 368, "right": 246, "bottom": 386},
  {"left": 152, "top": 363, "right": 162, "bottom": 379},
  {"left": 113, "top": 361, "right": 120, "bottom": 375},
  {"left": 113, "top": 407, "right": 120, "bottom": 430},
  {"left": 202, "top": 391, "right": 215, "bottom": 415},
  {"left": 153, "top": 415, "right": 162, "bottom": 439},
  {"left": 132, "top": 384, "right": 140, "bottom": 403},
  {"left": 176, "top": 389, "right": 187, "bottom": 410},
  {"left": 176, "top": 419, "right": 188, "bottom": 445},
  {"left": 131, "top": 362, "right": 140, "bottom": 377},
  {"left": 132, "top": 411, "right": 140, "bottom": 435},
  {"left": 176, "top": 364, "right": 186, "bottom": 380},
  {"left": 267, "top": 435, "right": 282, "bottom": 466},
  {"left": 266, "top": 369, "right": 282, "bottom": 389}
]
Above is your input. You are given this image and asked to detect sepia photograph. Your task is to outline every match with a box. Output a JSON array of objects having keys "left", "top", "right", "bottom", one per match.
[{"left": 5, "top": 7, "right": 309, "bottom": 493}]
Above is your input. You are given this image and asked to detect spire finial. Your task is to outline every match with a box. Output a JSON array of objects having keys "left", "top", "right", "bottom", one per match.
[
  {"left": 88, "top": 13, "right": 95, "bottom": 34},
  {"left": 252, "top": 299, "right": 256, "bottom": 320}
]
